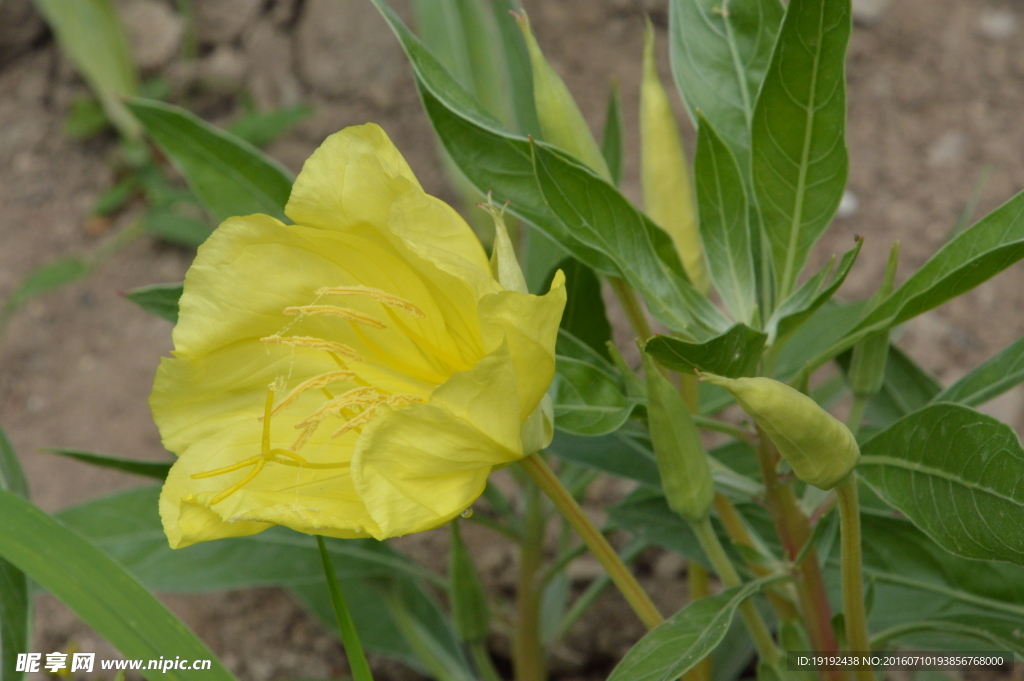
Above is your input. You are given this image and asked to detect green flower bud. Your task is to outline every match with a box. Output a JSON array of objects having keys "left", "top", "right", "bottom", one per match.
[
  {"left": 449, "top": 520, "right": 490, "bottom": 643},
  {"left": 699, "top": 374, "right": 860, "bottom": 490},
  {"left": 640, "top": 20, "right": 708, "bottom": 294},
  {"left": 643, "top": 353, "right": 714, "bottom": 521},
  {"left": 849, "top": 242, "right": 900, "bottom": 396},
  {"left": 515, "top": 11, "right": 612, "bottom": 181}
]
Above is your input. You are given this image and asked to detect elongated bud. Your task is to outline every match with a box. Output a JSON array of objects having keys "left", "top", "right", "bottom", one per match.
[
  {"left": 449, "top": 520, "right": 490, "bottom": 643},
  {"left": 515, "top": 11, "right": 612, "bottom": 182},
  {"left": 640, "top": 20, "right": 708, "bottom": 294},
  {"left": 849, "top": 242, "right": 900, "bottom": 396},
  {"left": 480, "top": 196, "right": 528, "bottom": 293},
  {"left": 699, "top": 373, "right": 860, "bottom": 490},
  {"left": 643, "top": 352, "right": 714, "bottom": 520}
]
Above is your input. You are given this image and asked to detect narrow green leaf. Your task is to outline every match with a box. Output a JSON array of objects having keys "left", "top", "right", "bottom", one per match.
[
  {"left": 751, "top": 0, "right": 851, "bottom": 297},
  {"left": 859, "top": 403, "right": 1024, "bottom": 565},
  {"left": 556, "top": 329, "right": 618, "bottom": 376},
  {"left": 933, "top": 335, "right": 1024, "bottom": 407},
  {"left": 126, "top": 99, "right": 293, "bottom": 222},
  {"left": 601, "top": 83, "right": 624, "bottom": 186},
  {"left": 448, "top": 521, "right": 490, "bottom": 643},
  {"left": 551, "top": 356, "right": 637, "bottom": 436},
  {"left": 316, "top": 536, "right": 373, "bottom": 681},
  {"left": 694, "top": 113, "right": 755, "bottom": 324},
  {"left": 124, "top": 282, "right": 183, "bottom": 323},
  {"left": 871, "top": 615, "right": 1024, "bottom": 656},
  {"left": 3, "top": 258, "right": 91, "bottom": 314},
  {"left": 226, "top": 104, "right": 313, "bottom": 149},
  {"left": 142, "top": 209, "right": 213, "bottom": 248},
  {"left": 644, "top": 323, "right": 768, "bottom": 378},
  {"left": 0, "top": 426, "right": 29, "bottom": 681},
  {"left": 669, "top": 0, "right": 784, "bottom": 172},
  {"left": 836, "top": 345, "right": 941, "bottom": 431},
  {"left": 531, "top": 141, "right": 730, "bottom": 338},
  {"left": 44, "top": 449, "right": 172, "bottom": 480},
  {"left": 608, "top": 575, "right": 784, "bottom": 681},
  {"left": 486, "top": 0, "right": 540, "bottom": 135},
  {"left": 0, "top": 490, "right": 235, "bottom": 681},
  {"left": 548, "top": 429, "right": 661, "bottom": 488},
  {"left": 548, "top": 257, "right": 612, "bottom": 360}
]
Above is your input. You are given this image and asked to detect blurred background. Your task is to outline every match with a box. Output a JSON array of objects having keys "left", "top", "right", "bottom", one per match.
[{"left": 2, "top": 0, "right": 1024, "bottom": 678}]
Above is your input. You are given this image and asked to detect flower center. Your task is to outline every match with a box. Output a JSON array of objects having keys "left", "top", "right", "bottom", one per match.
[{"left": 191, "top": 285, "right": 430, "bottom": 504}]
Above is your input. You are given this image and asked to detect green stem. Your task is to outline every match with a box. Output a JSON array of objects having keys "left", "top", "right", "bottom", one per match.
[
  {"left": 690, "top": 516, "right": 780, "bottom": 664},
  {"left": 555, "top": 538, "right": 648, "bottom": 638},
  {"left": 688, "top": 561, "right": 713, "bottom": 681},
  {"left": 316, "top": 536, "right": 374, "bottom": 681},
  {"left": 847, "top": 395, "right": 869, "bottom": 438},
  {"left": 836, "top": 474, "right": 873, "bottom": 681},
  {"left": 610, "top": 277, "right": 653, "bottom": 341},
  {"left": 513, "top": 482, "right": 546, "bottom": 681},
  {"left": 520, "top": 453, "right": 664, "bottom": 630},
  {"left": 469, "top": 641, "right": 504, "bottom": 681}
]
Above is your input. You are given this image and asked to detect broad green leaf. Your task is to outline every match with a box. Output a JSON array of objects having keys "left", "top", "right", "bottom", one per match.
[
  {"left": 933, "top": 335, "right": 1024, "bottom": 407},
  {"left": 226, "top": 104, "right": 313, "bottom": 148},
  {"left": 768, "top": 238, "right": 862, "bottom": 348},
  {"left": 0, "top": 427, "right": 29, "bottom": 681},
  {"left": 859, "top": 403, "right": 1024, "bottom": 565},
  {"left": 486, "top": 0, "right": 540, "bottom": 135},
  {"left": 601, "top": 83, "right": 624, "bottom": 187},
  {"left": 548, "top": 429, "right": 661, "bottom": 488},
  {"left": 56, "top": 487, "right": 443, "bottom": 592},
  {"left": 669, "top": 0, "right": 784, "bottom": 174},
  {"left": 549, "top": 257, "right": 612, "bottom": 360},
  {"left": 871, "top": 614, "right": 1024, "bottom": 656},
  {"left": 44, "top": 449, "right": 172, "bottom": 480},
  {"left": 774, "top": 300, "right": 865, "bottom": 380},
  {"left": 531, "top": 141, "right": 730, "bottom": 338},
  {"left": 126, "top": 99, "right": 293, "bottom": 222},
  {"left": 751, "top": 0, "right": 851, "bottom": 297},
  {"left": 125, "top": 282, "right": 183, "bottom": 323},
  {"left": 644, "top": 323, "right": 767, "bottom": 378},
  {"left": 0, "top": 490, "right": 235, "bottom": 681},
  {"left": 607, "top": 575, "right": 784, "bottom": 681},
  {"left": 694, "top": 113, "right": 755, "bottom": 324},
  {"left": 32, "top": 0, "right": 139, "bottom": 138},
  {"left": 556, "top": 329, "right": 618, "bottom": 376},
  {"left": 142, "top": 209, "right": 212, "bottom": 248},
  {"left": 551, "top": 356, "right": 637, "bottom": 436}
]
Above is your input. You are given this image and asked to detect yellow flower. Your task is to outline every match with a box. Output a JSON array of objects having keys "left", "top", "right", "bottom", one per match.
[{"left": 152, "top": 124, "right": 566, "bottom": 548}]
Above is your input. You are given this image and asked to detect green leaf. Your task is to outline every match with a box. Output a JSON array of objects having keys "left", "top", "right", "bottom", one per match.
[
  {"left": 44, "top": 449, "right": 172, "bottom": 480},
  {"left": 668, "top": 0, "right": 783, "bottom": 174},
  {"left": 65, "top": 95, "right": 112, "bottom": 139},
  {"left": 871, "top": 614, "right": 1024, "bottom": 656},
  {"left": 836, "top": 345, "right": 940, "bottom": 431},
  {"left": 486, "top": 0, "right": 540, "bottom": 135},
  {"left": 751, "top": 0, "right": 851, "bottom": 297},
  {"left": 32, "top": 0, "right": 139, "bottom": 138},
  {"left": 3, "top": 258, "right": 91, "bottom": 314},
  {"left": 0, "top": 427, "right": 29, "bottom": 681},
  {"left": 858, "top": 403, "right": 1024, "bottom": 565},
  {"left": 644, "top": 323, "right": 767, "bottom": 378},
  {"left": 126, "top": 99, "right": 293, "bottom": 223},
  {"left": 551, "top": 356, "right": 637, "bottom": 436},
  {"left": 933, "top": 335, "right": 1024, "bottom": 407},
  {"left": 0, "top": 489, "right": 235, "bottom": 681},
  {"left": 125, "top": 282, "right": 183, "bottom": 323},
  {"left": 601, "top": 82, "right": 624, "bottom": 186},
  {"left": 607, "top": 575, "right": 784, "bottom": 681},
  {"left": 549, "top": 257, "right": 612, "bottom": 360},
  {"left": 548, "top": 428, "right": 661, "bottom": 488},
  {"left": 531, "top": 141, "right": 730, "bottom": 338},
  {"left": 226, "top": 104, "right": 313, "bottom": 148},
  {"left": 694, "top": 113, "right": 756, "bottom": 324},
  {"left": 142, "top": 209, "right": 213, "bottom": 248}
]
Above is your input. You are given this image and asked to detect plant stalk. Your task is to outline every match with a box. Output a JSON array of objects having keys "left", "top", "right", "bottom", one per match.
[
  {"left": 316, "top": 536, "right": 374, "bottom": 681},
  {"left": 610, "top": 277, "right": 654, "bottom": 341},
  {"left": 690, "top": 516, "right": 780, "bottom": 664},
  {"left": 836, "top": 474, "right": 873, "bottom": 681},
  {"left": 688, "top": 561, "right": 713, "bottom": 681},
  {"left": 513, "top": 482, "right": 547, "bottom": 681},
  {"left": 847, "top": 395, "right": 869, "bottom": 438},
  {"left": 519, "top": 453, "right": 664, "bottom": 630}
]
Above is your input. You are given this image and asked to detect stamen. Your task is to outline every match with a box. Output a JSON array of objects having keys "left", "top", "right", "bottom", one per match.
[
  {"left": 291, "top": 423, "right": 318, "bottom": 452},
  {"left": 260, "top": 335, "right": 362, "bottom": 361},
  {"left": 295, "top": 387, "right": 382, "bottom": 428},
  {"left": 209, "top": 458, "right": 265, "bottom": 505},
  {"left": 332, "top": 405, "right": 379, "bottom": 438},
  {"left": 315, "top": 285, "right": 426, "bottom": 318},
  {"left": 263, "top": 370, "right": 356, "bottom": 419},
  {"left": 387, "top": 393, "right": 425, "bottom": 406},
  {"left": 283, "top": 305, "right": 386, "bottom": 329}
]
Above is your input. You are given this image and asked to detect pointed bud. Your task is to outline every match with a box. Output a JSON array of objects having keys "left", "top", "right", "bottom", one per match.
[
  {"left": 449, "top": 520, "right": 491, "bottom": 643},
  {"left": 640, "top": 20, "right": 708, "bottom": 294},
  {"left": 849, "top": 242, "right": 900, "bottom": 396},
  {"left": 699, "top": 374, "right": 860, "bottom": 490},
  {"left": 480, "top": 196, "right": 528, "bottom": 293},
  {"left": 642, "top": 352, "right": 714, "bottom": 521},
  {"left": 515, "top": 11, "right": 611, "bottom": 181}
]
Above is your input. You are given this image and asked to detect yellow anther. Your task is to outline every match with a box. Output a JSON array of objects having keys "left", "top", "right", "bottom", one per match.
[
  {"left": 315, "top": 285, "right": 426, "bottom": 318},
  {"left": 295, "top": 387, "right": 381, "bottom": 428},
  {"left": 291, "top": 423, "right": 318, "bottom": 453},
  {"left": 283, "top": 305, "right": 387, "bottom": 329},
  {"left": 260, "top": 335, "right": 363, "bottom": 361},
  {"left": 262, "top": 370, "right": 356, "bottom": 419},
  {"left": 332, "top": 405, "right": 379, "bottom": 438},
  {"left": 387, "top": 393, "right": 424, "bottom": 406}
]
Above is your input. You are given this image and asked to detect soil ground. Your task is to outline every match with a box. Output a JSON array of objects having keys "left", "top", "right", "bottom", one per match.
[{"left": 3, "top": 0, "right": 1024, "bottom": 679}]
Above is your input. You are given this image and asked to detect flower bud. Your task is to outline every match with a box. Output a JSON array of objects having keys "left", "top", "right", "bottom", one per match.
[
  {"left": 640, "top": 20, "right": 709, "bottom": 294},
  {"left": 643, "top": 353, "right": 714, "bottom": 521},
  {"left": 699, "top": 374, "right": 860, "bottom": 490},
  {"left": 515, "top": 11, "right": 612, "bottom": 182},
  {"left": 449, "top": 520, "right": 490, "bottom": 643}
]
